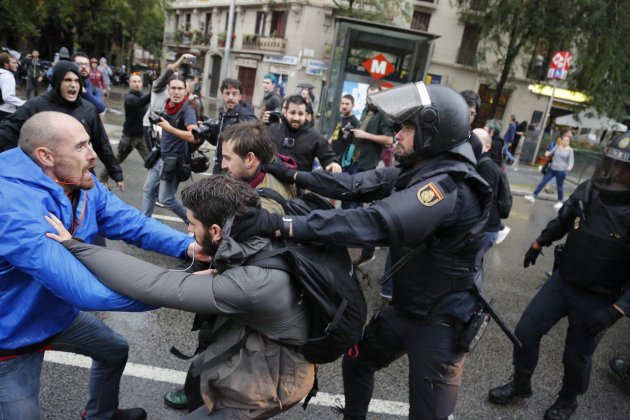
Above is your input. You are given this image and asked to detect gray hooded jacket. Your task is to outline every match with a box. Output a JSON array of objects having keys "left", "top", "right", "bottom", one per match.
[{"left": 62, "top": 218, "right": 313, "bottom": 412}]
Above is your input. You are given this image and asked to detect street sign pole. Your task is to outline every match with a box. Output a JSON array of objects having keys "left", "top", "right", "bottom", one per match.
[
  {"left": 531, "top": 51, "right": 571, "bottom": 164},
  {"left": 531, "top": 79, "right": 557, "bottom": 164}
]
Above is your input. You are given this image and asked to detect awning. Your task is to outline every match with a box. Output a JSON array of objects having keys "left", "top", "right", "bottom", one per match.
[{"left": 555, "top": 109, "right": 627, "bottom": 132}]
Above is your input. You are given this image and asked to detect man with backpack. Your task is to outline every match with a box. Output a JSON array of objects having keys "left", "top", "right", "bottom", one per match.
[
  {"left": 162, "top": 120, "right": 298, "bottom": 411},
  {"left": 45, "top": 175, "right": 315, "bottom": 419},
  {"left": 232, "top": 82, "right": 492, "bottom": 419}
]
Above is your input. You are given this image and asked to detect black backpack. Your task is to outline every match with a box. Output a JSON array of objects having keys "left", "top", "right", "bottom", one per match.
[{"left": 248, "top": 187, "right": 368, "bottom": 364}]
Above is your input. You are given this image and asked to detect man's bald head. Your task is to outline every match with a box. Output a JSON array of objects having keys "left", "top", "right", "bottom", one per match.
[
  {"left": 473, "top": 128, "right": 492, "bottom": 152},
  {"left": 19, "top": 112, "right": 86, "bottom": 158}
]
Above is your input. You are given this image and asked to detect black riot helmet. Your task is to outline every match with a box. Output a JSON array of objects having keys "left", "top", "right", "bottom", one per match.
[
  {"left": 592, "top": 131, "right": 630, "bottom": 196},
  {"left": 369, "top": 82, "right": 471, "bottom": 160}
]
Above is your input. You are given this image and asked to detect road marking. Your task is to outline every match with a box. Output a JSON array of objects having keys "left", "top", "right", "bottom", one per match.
[
  {"left": 44, "top": 351, "right": 409, "bottom": 416},
  {"left": 151, "top": 214, "right": 186, "bottom": 223}
]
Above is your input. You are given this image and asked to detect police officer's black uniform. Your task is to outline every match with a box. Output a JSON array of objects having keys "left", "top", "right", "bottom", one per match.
[
  {"left": 233, "top": 83, "right": 492, "bottom": 419},
  {"left": 489, "top": 132, "right": 630, "bottom": 420}
]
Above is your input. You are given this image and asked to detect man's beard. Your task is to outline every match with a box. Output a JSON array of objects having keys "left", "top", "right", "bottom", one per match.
[{"left": 199, "top": 231, "right": 220, "bottom": 257}]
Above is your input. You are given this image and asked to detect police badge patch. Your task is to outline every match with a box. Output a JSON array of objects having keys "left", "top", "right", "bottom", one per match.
[{"left": 417, "top": 182, "right": 444, "bottom": 206}]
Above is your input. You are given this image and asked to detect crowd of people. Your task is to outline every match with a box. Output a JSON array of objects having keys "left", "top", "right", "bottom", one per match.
[{"left": 0, "top": 46, "right": 629, "bottom": 420}]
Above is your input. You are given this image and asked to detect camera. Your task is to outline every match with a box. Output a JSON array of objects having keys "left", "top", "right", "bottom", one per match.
[
  {"left": 267, "top": 110, "right": 283, "bottom": 124},
  {"left": 192, "top": 118, "right": 221, "bottom": 142},
  {"left": 341, "top": 122, "right": 354, "bottom": 141},
  {"left": 149, "top": 111, "right": 168, "bottom": 125},
  {"left": 282, "top": 137, "right": 295, "bottom": 148}
]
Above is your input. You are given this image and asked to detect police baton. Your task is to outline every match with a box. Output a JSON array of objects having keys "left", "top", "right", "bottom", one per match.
[{"left": 472, "top": 288, "right": 522, "bottom": 349}]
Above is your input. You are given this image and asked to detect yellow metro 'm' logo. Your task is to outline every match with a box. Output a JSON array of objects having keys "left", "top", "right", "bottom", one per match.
[{"left": 417, "top": 182, "right": 444, "bottom": 206}]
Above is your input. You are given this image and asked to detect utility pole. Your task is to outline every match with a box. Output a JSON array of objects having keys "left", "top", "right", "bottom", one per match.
[
  {"left": 220, "top": 0, "right": 236, "bottom": 83},
  {"left": 531, "top": 80, "right": 556, "bottom": 164}
]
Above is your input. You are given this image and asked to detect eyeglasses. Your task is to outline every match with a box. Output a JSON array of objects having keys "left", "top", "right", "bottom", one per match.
[
  {"left": 90, "top": 61, "right": 97, "bottom": 64},
  {"left": 76, "top": 62, "right": 90, "bottom": 67}
]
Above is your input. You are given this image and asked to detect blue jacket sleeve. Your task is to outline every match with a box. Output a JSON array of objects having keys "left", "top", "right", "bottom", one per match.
[
  {"left": 91, "top": 181, "right": 193, "bottom": 258},
  {"left": 82, "top": 80, "right": 106, "bottom": 113},
  {"left": 0, "top": 211, "right": 152, "bottom": 312}
]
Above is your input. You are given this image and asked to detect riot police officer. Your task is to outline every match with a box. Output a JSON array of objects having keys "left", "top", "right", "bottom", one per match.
[
  {"left": 488, "top": 132, "right": 630, "bottom": 420},
  {"left": 231, "top": 82, "right": 492, "bottom": 419}
]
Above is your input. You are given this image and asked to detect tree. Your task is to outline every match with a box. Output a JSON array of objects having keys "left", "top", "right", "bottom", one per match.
[
  {"left": 568, "top": 0, "right": 630, "bottom": 121},
  {"left": 453, "top": 0, "right": 578, "bottom": 119},
  {"left": 0, "top": 0, "right": 48, "bottom": 47},
  {"left": 0, "top": 0, "right": 164, "bottom": 70},
  {"left": 453, "top": 0, "right": 630, "bottom": 121}
]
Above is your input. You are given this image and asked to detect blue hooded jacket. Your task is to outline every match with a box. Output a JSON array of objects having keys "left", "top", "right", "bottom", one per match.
[{"left": 0, "top": 148, "right": 193, "bottom": 352}]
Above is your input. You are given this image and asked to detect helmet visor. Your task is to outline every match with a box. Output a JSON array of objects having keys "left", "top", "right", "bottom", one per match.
[
  {"left": 369, "top": 82, "right": 431, "bottom": 123},
  {"left": 592, "top": 155, "right": 630, "bottom": 192}
]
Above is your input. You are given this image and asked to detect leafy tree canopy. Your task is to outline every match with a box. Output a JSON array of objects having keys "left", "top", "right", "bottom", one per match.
[{"left": 454, "top": 0, "right": 630, "bottom": 120}]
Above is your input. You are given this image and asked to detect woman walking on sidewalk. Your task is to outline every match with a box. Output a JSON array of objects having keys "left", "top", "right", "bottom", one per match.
[{"left": 524, "top": 134, "right": 574, "bottom": 209}]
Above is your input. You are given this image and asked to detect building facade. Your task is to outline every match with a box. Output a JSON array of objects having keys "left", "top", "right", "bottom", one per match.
[{"left": 163, "top": 0, "right": 583, "bottom": 140}]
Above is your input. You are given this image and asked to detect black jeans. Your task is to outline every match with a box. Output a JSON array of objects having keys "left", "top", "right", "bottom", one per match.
[
  {"left": 342, "top": 307, "right": 465, "bottom": 420},
  {"left": 513, "top": 271, "right": 612, "bottom": 395}
]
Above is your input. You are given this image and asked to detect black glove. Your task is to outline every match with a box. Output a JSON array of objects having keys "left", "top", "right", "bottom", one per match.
[
  {"left": 523, "top": 246, "right": 542, "bottom": 267},
  {"left": 260, "top": 161, "right": 297, "bottom": 184},
  {"left": 230, "top": 206, "right": 285, "bottom": 241},
  {"left": 583, "top": 306, "right": 623, "bottom": 336}
]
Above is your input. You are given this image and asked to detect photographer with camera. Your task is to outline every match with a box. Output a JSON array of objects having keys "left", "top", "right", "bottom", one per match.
[
  {"left": 268, "top": 94, "right": 340, "bottom": 173},
  {"left": 142, "top": 53, "right": 195, "bottom": 159},
  {"left": 141, "top": 77, "right": 199, "bottom": 224},
  {"left": 193, "top": 78, "right": 256, "bottom": 174},
  {"left": 328, "top": 94, "right": 359, "bottom": 160}
]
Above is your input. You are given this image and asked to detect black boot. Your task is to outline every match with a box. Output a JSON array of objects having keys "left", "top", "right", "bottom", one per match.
[
  {"left": 544, "top": 394, "right": 577, "bottom": 420},
  {"left": 488, "top": 372, "right": 532, "bottom": 404}
]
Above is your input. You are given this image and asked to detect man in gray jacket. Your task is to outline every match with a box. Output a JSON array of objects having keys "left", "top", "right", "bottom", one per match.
[{"left": 46, "top": 175, "right": 315, "bottom": 419}]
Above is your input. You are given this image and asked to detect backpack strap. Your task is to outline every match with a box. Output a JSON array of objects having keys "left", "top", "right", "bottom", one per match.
[{"left": 244, "top": 248, "right": 292, "bottom": 272}]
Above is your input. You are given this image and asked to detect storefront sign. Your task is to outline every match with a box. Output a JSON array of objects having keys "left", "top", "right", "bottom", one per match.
[
  {"left": 305, "top": 59, "right": 327, "bottom": 76},
  {"left": 263, "top": 55, "right": 298, "bottom": 66}
]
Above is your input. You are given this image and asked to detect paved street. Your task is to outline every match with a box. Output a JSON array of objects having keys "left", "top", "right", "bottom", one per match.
[{"left": 36, "top": 96, "right": 630, "bottom": 419}]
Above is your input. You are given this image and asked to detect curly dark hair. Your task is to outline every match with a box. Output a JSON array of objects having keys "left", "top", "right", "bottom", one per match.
[{"left": 181, "top": 175, "right": 259, "bottom": 228}]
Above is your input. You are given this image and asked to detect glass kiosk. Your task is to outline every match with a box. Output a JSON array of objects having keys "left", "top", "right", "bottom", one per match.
[{"left": 319, "top": 17, "right": 438, "bottom": 138}]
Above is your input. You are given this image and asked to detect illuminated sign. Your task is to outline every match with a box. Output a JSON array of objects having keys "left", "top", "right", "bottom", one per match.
[{"left": 528, "top": 84, "right": 588, "bottom": 103}]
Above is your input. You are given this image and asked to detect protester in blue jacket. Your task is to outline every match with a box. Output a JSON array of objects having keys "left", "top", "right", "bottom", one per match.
[{"left": 0, "top": 111, "right": 205, "bottom": 420}]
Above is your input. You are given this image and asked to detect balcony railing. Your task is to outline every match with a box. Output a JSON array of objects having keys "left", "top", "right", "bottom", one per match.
[
  {"left": 242, "top": 35, "right": 287, "bottom": 52},
  {"left": 164, "top": 31, "right": 211, "bottom": 48}
]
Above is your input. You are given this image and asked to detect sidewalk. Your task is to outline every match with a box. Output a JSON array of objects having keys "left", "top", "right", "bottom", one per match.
[{"left": 505, "top": 160, "right": 578, "bottom": 202}]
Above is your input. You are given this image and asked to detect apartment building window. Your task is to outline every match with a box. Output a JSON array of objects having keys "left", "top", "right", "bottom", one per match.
[
  {"left": 204, "top": 13, "right": 212, "bottom": 34},
  {"left": 255, "top": 11, "right": 267, "bottom": 35},
  {"left": 456, "top": 23, "right": 480, "bottom": 66},
  {"left": 185, "top": 13, "right": 191, "bottom": 32},
  {"left": 270, "top": 10, "right": 287, "bottom": 38},
  {"left": 478, "top": 83, "right": 509, "bottom": 123},
  {"left": 224, "top": 11, "right": 237, "bottom": 31},
  {"left": 175, "top": 15, "right": 180, "bottom": 31},
  {"left": 411, "top": 10, "right": 431, "bottom": 31}
]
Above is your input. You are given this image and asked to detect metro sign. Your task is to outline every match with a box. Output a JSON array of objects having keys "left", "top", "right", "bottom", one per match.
[
  {"left": 547, "top": 51, "right": 572, "bottom": 80},
  {"left": 362, "top": 53, "right": 396, "bottom": 80}
]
